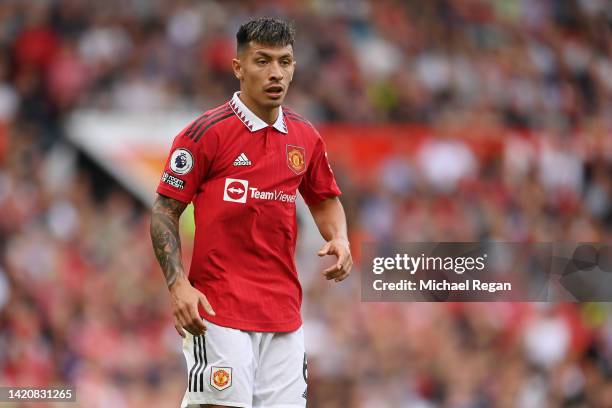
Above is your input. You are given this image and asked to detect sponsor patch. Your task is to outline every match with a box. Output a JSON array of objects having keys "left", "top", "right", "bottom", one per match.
[
  {"left": 161, "top": 172, "right": 186, "bottom": 190},
  {"left": 170, "top": 148, "right": 193, "bottom": 175},
  {"left": 223, "top": 178, "right": 249, "bottom": 203},
  {"left": 287, "top": 145, "right": 305, "bottom": 175},
  {"left": 210, "top": 367, "right": 232, "bottom": 391},
  {"left": 223, "top": 178, "right": 297, "bottom": 204}
]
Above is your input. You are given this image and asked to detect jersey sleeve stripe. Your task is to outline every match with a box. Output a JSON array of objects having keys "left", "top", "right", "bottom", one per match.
[
  {"left": 185, "top": 105, "right": 230, "bottom": 139},
  {"left": 283, "top": 109, "right": 306, "bottom": 120},
  {"left": 284, "top": 112, "right": 311, "bottom": 126},
  {"left": 283, "top": 108, "right": 307, "bottom": 120},
  {"left": 185, "top": 105, "right": 226, "bottom": 139},
  {"left": 187, "top": 106, "right": 231, "bottom": 140},
  {"left": 185, "top": 105, "right": 224, "bottom": 139},
  {"left": 284, "top": 112, "right": 306, "bottom": 120},
  {"left": 188, "top": 107, "right": 231, "bottom": 140},
  {"left": 185, "top": 116, "right": 205, "bottom": 140},
  {"left": 193, "top": 112, "right": 235, "bottom": 142}
]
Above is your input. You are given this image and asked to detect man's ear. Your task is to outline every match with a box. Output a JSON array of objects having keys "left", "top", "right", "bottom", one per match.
[{"left": 232, "top": 58, "right": 242, "bottom": 80}]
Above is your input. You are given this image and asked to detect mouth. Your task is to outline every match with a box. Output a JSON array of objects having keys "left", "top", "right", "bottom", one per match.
[{"left": 264, "top": 85, "right": 284, "bottom": 99}]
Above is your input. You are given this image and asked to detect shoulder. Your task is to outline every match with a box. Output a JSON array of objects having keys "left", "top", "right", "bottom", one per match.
[
  {"left": 179, "top": 102, "right": 235, "bottom": 144},
  {"left": 284, "top": 108, "right": 325, "bottom": 151},
  {"left": 283, "top": 107, "right": 318, "bottom": 135}
]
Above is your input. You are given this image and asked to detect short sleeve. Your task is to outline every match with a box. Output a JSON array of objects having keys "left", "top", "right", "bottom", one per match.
[
  {"left": 156, "top": 124, "right": 215, "bottom": 203},
  {"left": 299, "top": 135, "right": 341, "bottom": 206}
]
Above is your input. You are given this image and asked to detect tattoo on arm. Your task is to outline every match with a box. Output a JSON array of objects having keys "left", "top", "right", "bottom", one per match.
[{"left": 150, "top": 195, "right": 188, "bottom": 287}]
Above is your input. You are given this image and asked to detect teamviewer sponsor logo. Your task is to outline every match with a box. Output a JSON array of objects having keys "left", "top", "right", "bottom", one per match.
[
  {"left": 223, "top": 178, "right": 248, "bottom": 203},
  {"left": 249, "top": 188, "right": 296, "bottom": 203},
  {"left": 223, "top": 178, "right": 297, "bottom": 204}
]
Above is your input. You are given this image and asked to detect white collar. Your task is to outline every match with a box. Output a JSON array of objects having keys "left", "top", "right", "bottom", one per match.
[{"left": 229, "top": 91, "right": 288, "bottom": 134}]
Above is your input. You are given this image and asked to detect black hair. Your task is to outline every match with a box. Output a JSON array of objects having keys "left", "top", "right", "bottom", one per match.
[{"left": 236, "top": 17, "right": 295, "bottom": 53}]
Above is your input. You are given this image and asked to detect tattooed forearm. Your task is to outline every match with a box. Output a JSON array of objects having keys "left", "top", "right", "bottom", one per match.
[{"left": 150, "top": 194, "right": 188, "bottom": 288}]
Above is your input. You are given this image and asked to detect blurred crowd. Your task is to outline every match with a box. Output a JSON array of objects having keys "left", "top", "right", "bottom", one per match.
[
  {"left": 0, "top": 141, "right": 184, "bottom": 406},
  {"left": 1, "top": 0, "right": 612, "bottom": 126},
  {"left": 0, "top": 0, "right": 611, "bottom": 407}
]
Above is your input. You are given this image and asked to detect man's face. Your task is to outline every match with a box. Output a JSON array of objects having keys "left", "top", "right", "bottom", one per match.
[{"left": 232, "top": 42, "right": 296, "bottom": 109}]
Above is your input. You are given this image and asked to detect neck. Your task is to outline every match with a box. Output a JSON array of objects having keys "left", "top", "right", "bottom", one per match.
[{"left": 238, "top": 92, "right": 279, "bottom": 125}]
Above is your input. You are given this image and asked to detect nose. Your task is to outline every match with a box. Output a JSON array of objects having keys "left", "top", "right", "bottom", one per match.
[{"left": 268, "top": 61, "right": 283, "bottom": 81}]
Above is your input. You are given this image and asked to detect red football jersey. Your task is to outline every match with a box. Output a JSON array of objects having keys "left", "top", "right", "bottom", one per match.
[{"left": 156, "top": 92, "right": 341, "bottom": 332}]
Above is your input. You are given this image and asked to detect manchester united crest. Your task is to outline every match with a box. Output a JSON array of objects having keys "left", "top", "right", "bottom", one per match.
[
  {"left": 287, "top": 145, "right": 306, "bottom": 175},
  {"left": 210, "top": 367, "right": 232, "bottom": 391}
]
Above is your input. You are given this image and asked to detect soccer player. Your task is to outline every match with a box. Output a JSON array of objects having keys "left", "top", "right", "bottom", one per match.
[{"left": 150, "top": 18, "right": 352, "bottom": 408}]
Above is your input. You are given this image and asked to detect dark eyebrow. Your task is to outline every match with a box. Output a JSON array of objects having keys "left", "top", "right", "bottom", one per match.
[{"left": 253, "top": 50, "right": 293, "bottom": 59}]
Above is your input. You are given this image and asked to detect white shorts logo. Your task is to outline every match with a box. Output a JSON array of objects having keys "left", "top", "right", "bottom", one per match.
[
  {"left": 223, "top": 178, "right": 248, "bottom": 203},
  {"left": 170, "top": 148, "right": 193, "bottom": 175},
  {"left": 210, "top": 366, "right": 232, "bottom": 391}
]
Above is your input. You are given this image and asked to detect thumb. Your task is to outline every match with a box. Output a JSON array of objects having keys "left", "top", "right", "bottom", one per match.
[
  {"left": 198, "top": 293, "right": 216, "bottom": 316},
  {"left": 318, "top": 242, "right": 331, "bottom": 256}
]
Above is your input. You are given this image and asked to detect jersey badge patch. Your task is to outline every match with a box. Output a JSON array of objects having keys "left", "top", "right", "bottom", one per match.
[
  {"left": 170, "top": 148, "right": 193, "bottom": 175},
  {"left": 287, "top": 145, "right": 306, "bottom": 175}
]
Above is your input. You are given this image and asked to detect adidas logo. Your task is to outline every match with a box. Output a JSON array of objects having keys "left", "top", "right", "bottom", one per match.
[{"left": 233, "top": 153, "right": 252, "bottom": 166}]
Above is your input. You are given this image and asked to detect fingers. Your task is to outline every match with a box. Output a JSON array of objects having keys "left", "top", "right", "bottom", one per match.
[
  {"left": 323, "top": 263, "right": 340, "bottom": 276},
  {"left": 317, "top": 242, "right": 332, "bottom": 256},
  {"left": 189, "top": 304, "right": 207, "bottom": 332},
  {"left": 335, "top": 250, "right": 349, "bottom": 270},
  {"left": 175, "top": 323, "right": 186, "bottom": 338},
  {"left": 334, "top": 264, "right": 352, "bottom": 282},
  {"left": 322, "top": 259, "right": 343, "bottom": 277},
  {"left": 323, "top": 264, "right": 347, "bottom": 281},
  {"left": 173, "top": 302, "right": 207, "bottom": 337},
  {"left": 322, "top": 249, "right": 353, "bottom": 282},
  {"left": 170, "top": 284, "right": 215, "bottom": 337},
  {"left": 198, "top": 293, "right": 216, "bottom": 316},
  {"left": 335, "top": 256, "right": 353, "bottom": 282},
  {"left": 174, "top": 310, "right": 204, "bottom": 337}
]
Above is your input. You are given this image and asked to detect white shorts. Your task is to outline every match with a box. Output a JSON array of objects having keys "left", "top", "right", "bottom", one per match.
[{"left": 180, "top": 320, "right": 307, "bottom": 408}]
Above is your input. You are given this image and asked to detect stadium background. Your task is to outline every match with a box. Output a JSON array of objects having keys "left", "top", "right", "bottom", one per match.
[{"left": 0, "top": 0, "right": 611, "bottom": 407}]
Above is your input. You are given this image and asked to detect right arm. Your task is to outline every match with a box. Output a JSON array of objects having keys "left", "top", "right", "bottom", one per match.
[{"left": 150, "top": 194, "right": 215, "bottom": 337}]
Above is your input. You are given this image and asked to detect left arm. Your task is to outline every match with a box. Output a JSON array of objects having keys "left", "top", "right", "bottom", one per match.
[{"left": 308, "top": 197, "right": 353, "bottom": 282}]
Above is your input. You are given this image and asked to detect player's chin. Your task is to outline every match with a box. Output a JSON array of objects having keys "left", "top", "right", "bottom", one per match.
[{"left": 261, "top": 92, "right": 286, "bottom": 106}]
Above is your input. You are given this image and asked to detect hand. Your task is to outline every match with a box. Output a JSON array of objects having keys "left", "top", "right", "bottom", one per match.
[
  {"left": 318, "top": 238, "right": 353, "bottom": 282},
  {"left": 169, "top": 277, "right": 215, "bottom": 337}
]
